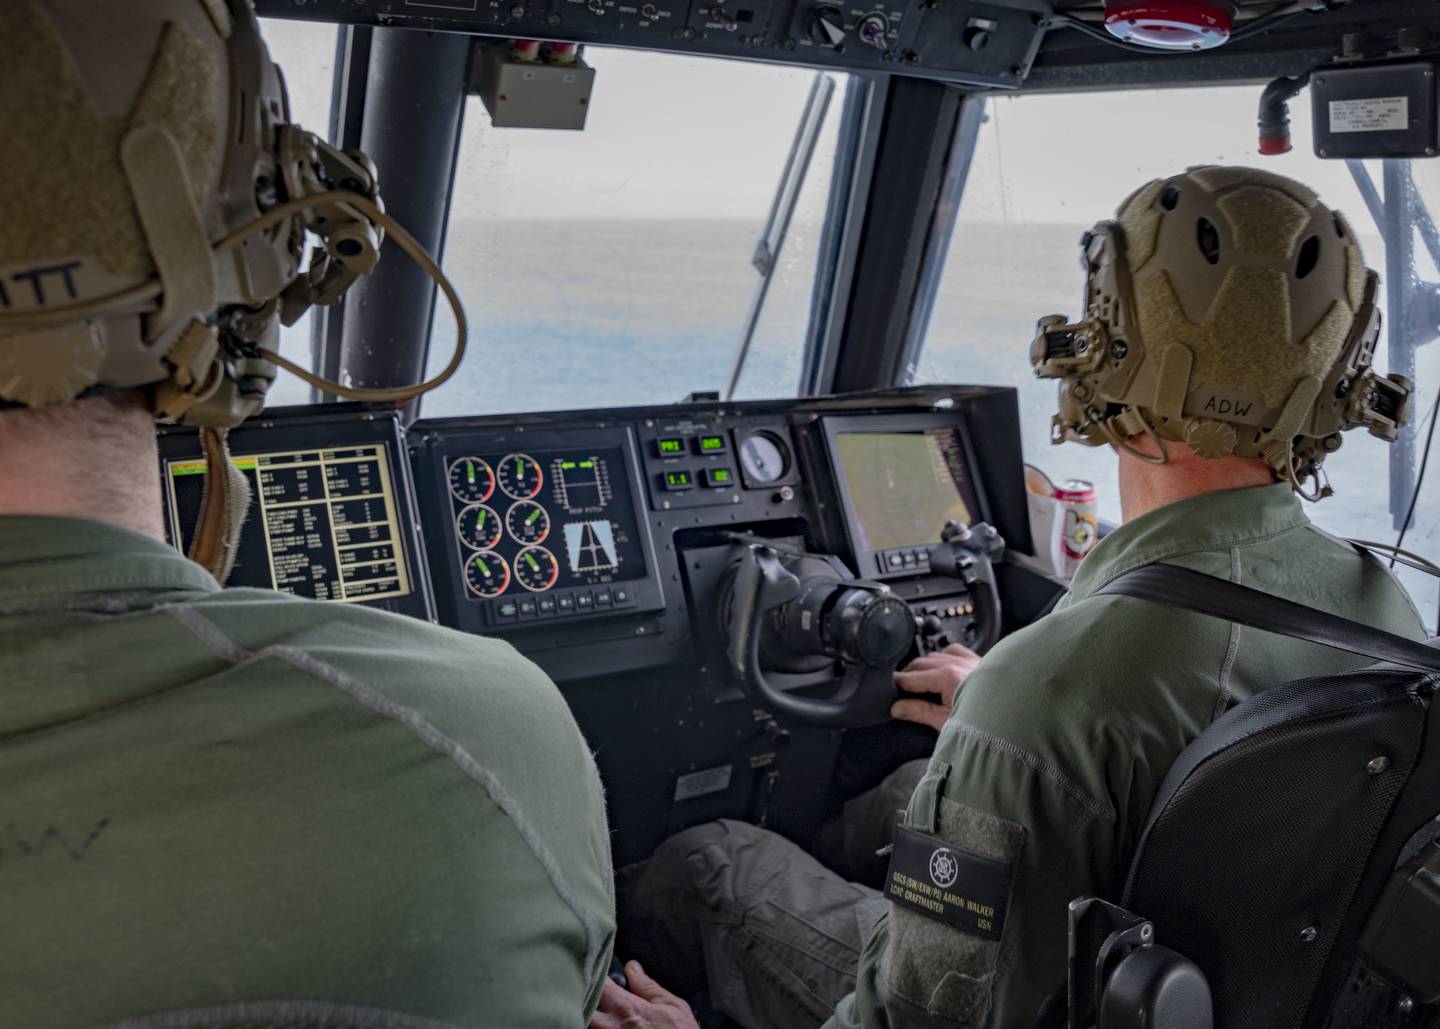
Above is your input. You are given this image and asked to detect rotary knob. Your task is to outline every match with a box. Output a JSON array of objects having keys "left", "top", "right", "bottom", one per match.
[
  {"left": 807, "top": 5, "right": 846, "bottom": 47},
  {"left": 857, "top": 12, "right": 888, "bottom": 49}
]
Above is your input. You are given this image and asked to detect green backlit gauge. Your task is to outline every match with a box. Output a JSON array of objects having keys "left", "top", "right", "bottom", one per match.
[
  {"left": 448, "top": 457, "right": 495, "bottom": 504},
  {"left": 464, "top": 551, "right": 510, "bottom": 598},
  {"left": 498, "top": 453, "right": 544, "bottom": 500},
  {"left": 456, "top": 504, "right": 503, "bottom": 550},
  {"left": 514, "top": 545, "right": 560, "bottom": 593},
  {"left": 506, "top": 500, "right": 550, "bottom": 545}
]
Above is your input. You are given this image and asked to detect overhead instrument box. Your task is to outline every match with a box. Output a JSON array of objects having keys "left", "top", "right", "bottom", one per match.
[{"left": 1312, "top": 56, "right": 1439, "bottom": 159}]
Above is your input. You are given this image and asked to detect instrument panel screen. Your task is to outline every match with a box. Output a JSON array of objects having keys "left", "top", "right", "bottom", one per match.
[
  {"left": 165, "top": 444, "right": 413, "bottom": 602},
  {"left": 445, "top": 448, "right": 648, "bottom": 600},
  {"left": 835, "top": 428, "right": 980, "bottom": 552}
]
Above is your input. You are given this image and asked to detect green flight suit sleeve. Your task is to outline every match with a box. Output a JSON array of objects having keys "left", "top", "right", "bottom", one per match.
[
  {"left": 827, "top": 604, "right": 1187, "bottom": 1029},
  {"left": 827, "top": 724, "right": 1120, "bottom": 1027}
]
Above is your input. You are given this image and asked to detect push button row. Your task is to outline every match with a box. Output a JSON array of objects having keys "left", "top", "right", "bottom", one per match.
[
  {"left": 876, "top": 547, "right": 933, "bottom": 574},
  {"left": 494, "top": 585, "right": 636, "bottom": 622}
]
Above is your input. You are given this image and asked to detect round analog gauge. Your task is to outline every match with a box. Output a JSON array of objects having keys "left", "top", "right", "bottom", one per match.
[
  {"left": 448, "top": 457, "right": 495, "bottom": 504},
  {"left": 739, "top": 432, "right": 789, "bottom": 485},
  {"left": 506, "top": 500, "right": 550, "bottom": 545},
  {"left": 464, "top": 551, "right": 511, "bottom": 598},
  {"left": 456, "top": 504, "right": 503, "bottom": 550},
  {"left": 514, "top": 545, "right": 560, "bottom": 593},
  {"left": 498, "top": 453, "right": 544, "bottom": 500}
]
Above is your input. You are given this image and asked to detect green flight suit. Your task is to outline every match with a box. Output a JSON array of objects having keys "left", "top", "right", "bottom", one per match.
[
  {"left": 833, "top": 483, "right": 1426, "bottom": 1028},
  {"left": 0, "top": 517, "right": 615, "bottom": 1029},
  {"left": 623, "top": 484, "right": 1426, "bottom": 1029}
]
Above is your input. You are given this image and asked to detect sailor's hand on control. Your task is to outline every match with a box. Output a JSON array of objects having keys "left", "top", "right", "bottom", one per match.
[
  {"left": 589, "top": 962, "right": 700, "bottom": 1029},
  {"left": 891, "top": 643, "right": 982, "bottom": 732}
]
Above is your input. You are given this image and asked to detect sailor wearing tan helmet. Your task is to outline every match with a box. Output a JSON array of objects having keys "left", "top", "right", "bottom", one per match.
[{"left": 600, "top": 167, "right": 1425, "bottom": 1029}]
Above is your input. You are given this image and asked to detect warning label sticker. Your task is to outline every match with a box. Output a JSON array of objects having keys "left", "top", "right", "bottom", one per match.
[
  {"left": 673, "top": 764, "right": 733, "bottom": 802},
  {"left": 1329, "top": 96, "right": 1409, "bottom": 134}
]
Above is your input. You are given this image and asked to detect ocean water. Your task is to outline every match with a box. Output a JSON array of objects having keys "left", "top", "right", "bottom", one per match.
[{"left": 270, "top": 216, "right": 1440, "bottom": 626}]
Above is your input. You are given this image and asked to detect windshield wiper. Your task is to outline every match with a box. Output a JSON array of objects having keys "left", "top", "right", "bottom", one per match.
[{"left": 724, "top": 73, "right": 837, "bottom": 401}]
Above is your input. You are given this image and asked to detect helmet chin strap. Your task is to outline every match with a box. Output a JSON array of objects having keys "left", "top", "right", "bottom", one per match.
[{"left": 188, "top": 426, "right": 252, "bottom": 584}]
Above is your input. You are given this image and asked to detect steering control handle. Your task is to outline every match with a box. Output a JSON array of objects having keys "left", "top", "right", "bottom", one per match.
[
  {"left": 929, "top": 520, "right": 1005, "bottom": 653},
  {"left": 724, "top": 543, "right": 914, "bottom": 729}
]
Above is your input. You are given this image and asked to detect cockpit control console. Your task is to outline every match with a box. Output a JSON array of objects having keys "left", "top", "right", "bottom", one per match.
[{"left": 157, "top": 388, "right": 1038, "bottom": 865}]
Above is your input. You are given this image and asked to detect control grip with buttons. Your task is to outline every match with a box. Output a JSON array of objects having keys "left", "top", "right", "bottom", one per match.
[
  {"left": 925, "top": 520, "right": 1005, "bottom": 653},
  {"left": 721, "top": 537, "right": 916, "bottom": 729}
]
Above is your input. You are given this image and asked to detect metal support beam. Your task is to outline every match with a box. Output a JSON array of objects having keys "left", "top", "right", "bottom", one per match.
[
  {"left": 1385, "top": 161, "right": 1419, "bottom": 530},
  {"left": 829, "top": 79, "right": 968, "bottom": 394},
  {"left": 897, "top": 94, "right": 986, "bottom": 385},
  {"left": 311, "top": 25, "right": 374, "bottom": 396},
  {"left": 725, "top": 74, "right": 836, "bottom": 401},
  {"left": 334, "top": 28, "right": 470, "bottom": 396},
  {"left": 800, "top": 76, "right": 887, "bottom": 399}
]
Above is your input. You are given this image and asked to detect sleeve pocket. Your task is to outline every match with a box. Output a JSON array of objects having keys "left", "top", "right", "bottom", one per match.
[{"left": 880, "top": 795, "right": 1027, "bottom": 1026}]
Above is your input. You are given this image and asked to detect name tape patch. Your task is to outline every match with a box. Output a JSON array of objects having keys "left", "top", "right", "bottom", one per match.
[{"left": 883, "top": 825, "right": 1013, "bottom": 940}]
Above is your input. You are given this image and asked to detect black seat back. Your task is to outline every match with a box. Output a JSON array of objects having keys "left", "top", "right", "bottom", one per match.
[{"left": 1100, "top": 564, "right": 1440, "bottom": 1029}]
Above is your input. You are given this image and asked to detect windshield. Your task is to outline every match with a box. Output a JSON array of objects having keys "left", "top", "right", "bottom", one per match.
[
  {"left": 259, "top": 17, "right": 337, "bottom": 406},
  {"left": 915, "top": 86, "right": 1440, "bottom": 628},
  {"left": 419, "top": 48, "right": 849, "bottom": 417}
]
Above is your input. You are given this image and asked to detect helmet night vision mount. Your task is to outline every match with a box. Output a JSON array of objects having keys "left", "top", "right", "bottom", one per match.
[
  {"left": 1030, "top": 166, "right": 1412, "bottom": 502},
  {"left": 0, "top": 0, "right": 467, "bottom": 579}
]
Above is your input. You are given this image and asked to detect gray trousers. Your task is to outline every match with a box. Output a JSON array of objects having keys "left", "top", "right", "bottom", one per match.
[{"left": 620, "top": 760, "right": 928, "bottom": 1029}]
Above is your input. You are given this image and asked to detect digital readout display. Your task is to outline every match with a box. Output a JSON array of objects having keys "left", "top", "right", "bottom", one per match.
[
  {"left": 836, "top": 429, "right": 980, "bottom": 552},
  {"left": 166, "top": 445, "right": 412, "bottom": 602},
  {"left": 446, "top": 447, "right": 648, "bottom": 600}
]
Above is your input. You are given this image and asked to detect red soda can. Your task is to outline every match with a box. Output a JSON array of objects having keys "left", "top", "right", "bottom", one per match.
[{"left": 1054, "top": 479, "right": 1098, "bottom": 573}]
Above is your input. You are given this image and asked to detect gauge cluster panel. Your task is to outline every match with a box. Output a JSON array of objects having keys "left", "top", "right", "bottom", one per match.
[
  {"left": 636, "top": 415, "right": 801, "bottom": 512},
  {"left": 413, "top": 423, "right": 666, "bottom": 632}
]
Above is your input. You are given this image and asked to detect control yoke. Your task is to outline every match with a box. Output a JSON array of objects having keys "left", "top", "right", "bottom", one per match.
[{"left": 723, "top": 523, "right": 1005, "bottom": 729}]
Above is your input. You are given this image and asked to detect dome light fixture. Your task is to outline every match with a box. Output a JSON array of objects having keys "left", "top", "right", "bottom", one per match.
[{"left": 1104, "top": 0, "right": 1236, "bottom": 50}]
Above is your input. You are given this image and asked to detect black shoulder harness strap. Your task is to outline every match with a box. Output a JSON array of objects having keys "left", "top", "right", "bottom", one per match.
[{"left": 1098, "top": 563, "right": 1440, "bottom": 673}]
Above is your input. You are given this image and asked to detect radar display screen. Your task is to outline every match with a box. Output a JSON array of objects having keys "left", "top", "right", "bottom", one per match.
[
  {"left": 165, "top": 444, "right": 413, "bottom": 603},
  {"left": 445, "top": 447, "right": 647, "bottom": 600},
  {"left": 836, "top": 429, "right": 980, "bottom": 552}
]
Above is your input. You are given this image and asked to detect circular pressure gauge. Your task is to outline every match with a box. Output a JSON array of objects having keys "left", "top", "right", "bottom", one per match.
[
  {"left": 465, "top": 551, "right": 510, "bottom": 598},
  {"left": 499, "top": 453, "right": 544, "bottom": 500},
  {"left": 514, "top": 545, "right": 561, "bottom": 592},
  {"left": 507, "top": 500, "right": 551, "bottom": 545},
  {"left": 448, "top": 457, "right": 495, "bottom": 504},
  {"left": 457, "top": 504, "right": 503, "bottom": 551},
  {"left": 739, "top": 432, "right": 789, "bottom": 485}
]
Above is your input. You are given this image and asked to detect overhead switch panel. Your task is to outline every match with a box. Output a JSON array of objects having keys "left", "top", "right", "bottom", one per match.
[{"left": 257, "top": 0, "right": 1049, "bottom": 89}]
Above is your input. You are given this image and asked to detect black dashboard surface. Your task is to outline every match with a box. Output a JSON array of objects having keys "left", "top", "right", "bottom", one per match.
[
  {"left": 160, "top": 386, "right": 1030, "bottom": 667},
  {"left": 158, "top": 386, "right": 1039, "bottom": 864}
]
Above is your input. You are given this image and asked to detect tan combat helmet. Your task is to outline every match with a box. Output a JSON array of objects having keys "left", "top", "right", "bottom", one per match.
[
  {"left": 1030, "top": 166, "right": 1413, "bottom": 501},
  {"left": 0, "top": 0, "right": 464, "bottom": 577}
]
